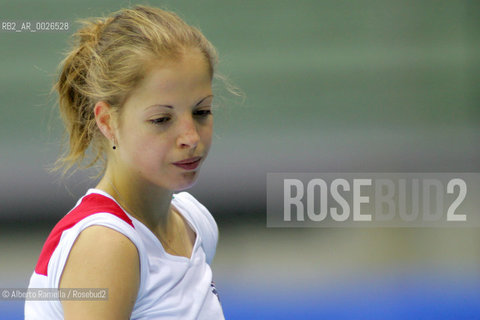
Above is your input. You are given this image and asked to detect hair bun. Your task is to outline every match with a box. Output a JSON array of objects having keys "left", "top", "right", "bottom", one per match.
[{"left": 77, "top": 18, "right": 108, "bottom": 48}]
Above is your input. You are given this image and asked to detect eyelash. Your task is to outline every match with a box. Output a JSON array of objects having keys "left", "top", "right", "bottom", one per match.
[
  {"left": 150, "top": 117, "right": 170, "bottom": 125},
  {"left": 149, "top": 109, "right": 212, "bottom": 125},
  {"left": 193, "top": 109, "right": 212, "bottom": 117}
]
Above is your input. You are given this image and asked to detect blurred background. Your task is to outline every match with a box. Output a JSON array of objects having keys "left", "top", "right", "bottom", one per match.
[{"left": 1, "top": 0, "right": 479, "bottom": 318}]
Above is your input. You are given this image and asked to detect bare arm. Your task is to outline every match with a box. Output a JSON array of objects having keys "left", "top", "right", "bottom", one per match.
[{"left": 59, "top": 226, "right": 140, "bottom": 320}]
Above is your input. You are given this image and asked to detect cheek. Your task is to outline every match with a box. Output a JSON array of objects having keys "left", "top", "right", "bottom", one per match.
[
  {"left": 201, "top": 121, "right": 213, "bottom": 148},
  {"left": 120, "top": 129, "right": 169, "bottom": 169}
]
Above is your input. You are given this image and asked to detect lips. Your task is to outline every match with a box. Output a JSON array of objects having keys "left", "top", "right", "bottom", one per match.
[{"left": 172, "top": 156, "right": 202, "bottom": 170}]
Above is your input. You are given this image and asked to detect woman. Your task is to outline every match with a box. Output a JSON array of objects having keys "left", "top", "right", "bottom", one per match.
[{"left": 25, "top": 5, "right": 225, "bottom": 319}]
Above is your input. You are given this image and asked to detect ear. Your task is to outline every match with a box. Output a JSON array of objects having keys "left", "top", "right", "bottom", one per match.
[{"left": 94, "top": 101, "right": 116, "bottom": 143}]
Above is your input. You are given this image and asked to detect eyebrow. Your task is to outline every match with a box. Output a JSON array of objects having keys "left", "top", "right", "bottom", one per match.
[{"left": 146, "top": 94, "right": 214, "bottom": 110}]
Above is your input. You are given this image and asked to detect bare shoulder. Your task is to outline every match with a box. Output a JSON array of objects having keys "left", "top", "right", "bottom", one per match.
[{"left": 59, "top": 225, "right": 140, "bottom": 320}]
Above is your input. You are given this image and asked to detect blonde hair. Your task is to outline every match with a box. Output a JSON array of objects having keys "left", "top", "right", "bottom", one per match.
[{"left": 53, "top": 5, "right": 220, "bottom": 175}]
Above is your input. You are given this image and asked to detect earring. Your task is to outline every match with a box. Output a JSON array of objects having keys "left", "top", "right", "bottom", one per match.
[
  {"left": 112, "top": 137, "right": 117, "bottom": 150},
  {"left": 112, "top": 145, "right": 116, "bottom": 150}
]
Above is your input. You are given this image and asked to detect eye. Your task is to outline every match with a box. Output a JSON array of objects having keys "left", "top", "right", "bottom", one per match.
[
  {"left": 149, "top": 116, "right": 171, "bottom": 125},
  {"left": 193, "top": 109, "right": 212, "bottom": 117}
]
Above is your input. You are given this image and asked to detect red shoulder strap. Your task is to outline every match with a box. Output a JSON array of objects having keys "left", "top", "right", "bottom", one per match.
[{"left": 34, "top": 193, "right": 134, "bottom": 276}]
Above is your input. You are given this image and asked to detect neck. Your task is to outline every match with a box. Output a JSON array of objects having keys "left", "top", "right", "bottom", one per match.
[{"left": 96, "top": 165, "right": 174, "bottom": 231}]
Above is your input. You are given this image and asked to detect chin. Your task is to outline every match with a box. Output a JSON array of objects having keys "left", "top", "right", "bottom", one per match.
[{"left": 172, "top": 172, "right": 199, "bottom": 191}]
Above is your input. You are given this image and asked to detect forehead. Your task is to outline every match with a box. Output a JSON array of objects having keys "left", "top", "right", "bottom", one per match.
[
  {"left": 139, "top": 51, "right": 211, "bottom": 96},
  {"left": 119, "top": 50, "right": 213, "bottom": 116}
]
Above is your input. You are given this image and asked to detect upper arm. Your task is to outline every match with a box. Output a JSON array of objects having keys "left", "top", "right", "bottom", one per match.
[{"left": 59, "top": 225, "right": 140, "bottom": 320}]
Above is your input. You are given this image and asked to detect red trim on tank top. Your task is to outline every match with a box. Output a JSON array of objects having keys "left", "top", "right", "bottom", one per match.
[{"left": 34, "top": 193, "right": 134, "bottom": 276}]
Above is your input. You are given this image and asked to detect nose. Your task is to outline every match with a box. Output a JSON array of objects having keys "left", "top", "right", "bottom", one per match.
[{"left": 176, "top": 115, "right": 200, "bottom": 149}]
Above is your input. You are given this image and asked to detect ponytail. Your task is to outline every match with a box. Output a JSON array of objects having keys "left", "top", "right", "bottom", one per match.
[{"left": 53, "top": 18, "right": 110, "bottom": 174}]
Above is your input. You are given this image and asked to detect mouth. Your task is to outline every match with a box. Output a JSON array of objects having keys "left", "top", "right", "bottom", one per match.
[{"left": 172, "top": 156, "right": 202, "bottom": 171}]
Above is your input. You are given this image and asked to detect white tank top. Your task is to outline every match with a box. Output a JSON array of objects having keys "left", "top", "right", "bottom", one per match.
[{"left": 25, "top": 188, "right": 224, "bottom": 319}]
